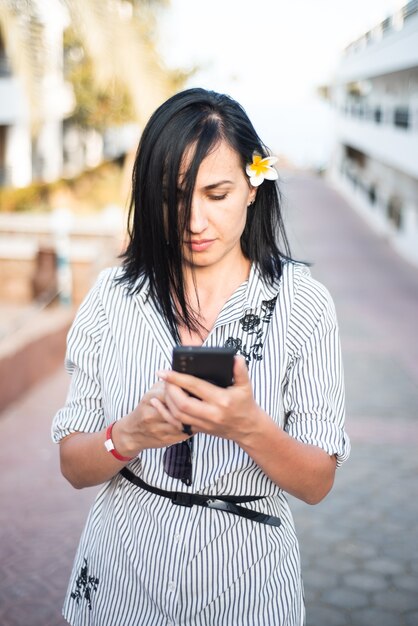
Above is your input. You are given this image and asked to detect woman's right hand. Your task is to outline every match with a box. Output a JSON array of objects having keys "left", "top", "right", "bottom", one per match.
[
  {"left": 113, "top": 381, "right": 188, "bottom": 458},
  {"left": 59, "top": 381, "right": 188, "bottom": 490}
]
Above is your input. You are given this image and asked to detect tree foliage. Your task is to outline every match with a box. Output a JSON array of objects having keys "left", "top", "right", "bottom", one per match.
[
  {"left": 64, "top": 28, "right": 134, "bottom": 130},
  {"left": 0, "top": 0, "right": 192, "bottom": 130}
]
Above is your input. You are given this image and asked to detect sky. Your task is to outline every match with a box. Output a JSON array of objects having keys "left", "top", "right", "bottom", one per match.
[{"left": 159, "top": 0, "right": 404, "bottom": 167}]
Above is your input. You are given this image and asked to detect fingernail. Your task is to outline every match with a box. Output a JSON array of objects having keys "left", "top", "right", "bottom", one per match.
[{"left": 157, "top": 370, "right": 168, "bottom": 380}]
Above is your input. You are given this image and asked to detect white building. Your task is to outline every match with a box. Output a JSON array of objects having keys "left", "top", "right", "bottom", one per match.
[
  {"left": 0, "top": 5, "right": 74, "bottom": 188},
  {"left": 328, "top": 1, "right": 418, "bottom": 267}
]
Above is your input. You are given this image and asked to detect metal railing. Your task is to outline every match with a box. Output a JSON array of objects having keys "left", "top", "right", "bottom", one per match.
[
  {"left": 404, "top": 0, "right": 418, "bottom": 20},
  {"left": 394, "top": 107, "right": 410, "bottom": 129},
  {"left": 340, "top": 162, "right": 404, "bottom": 231},
  {"left": 341, "top": 103, "right": 414, "bottom": 131},
  {"left": 344, "top": 1, "right": 418, "bottom": 55}
]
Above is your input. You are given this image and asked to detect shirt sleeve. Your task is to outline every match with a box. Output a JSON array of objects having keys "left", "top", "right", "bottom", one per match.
[
  {"left": 51, "top": 273, "right": 108, "bottom": 443},
  {"left": 283, "top": 275, "right": 350, "bottom": 467}
]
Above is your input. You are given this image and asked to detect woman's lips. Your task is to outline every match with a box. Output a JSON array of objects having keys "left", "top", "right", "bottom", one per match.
[{"left": 185, "top": 239, "right": 214, "bottom": 252}]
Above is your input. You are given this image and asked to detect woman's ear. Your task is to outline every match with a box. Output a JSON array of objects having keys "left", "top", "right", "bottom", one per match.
[{"left": 248, "top": 189, "right": 257, "bottom": 207}]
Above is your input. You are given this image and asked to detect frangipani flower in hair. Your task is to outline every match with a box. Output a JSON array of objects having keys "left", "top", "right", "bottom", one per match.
[{"left": 246, "top": 153, "right": 278, "bottom": 187}]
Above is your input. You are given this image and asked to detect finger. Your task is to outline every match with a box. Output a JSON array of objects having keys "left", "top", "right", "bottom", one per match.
[
  {"left": 163, "top": 384, "right": 199, "bottom": 424},
  {"left": 149, "top": 397, "right": 184, "bottom": 431},
  {"left": 143, "top": 382, "right": 166, "bottom": 404},
  {"left": 163, "top": 381, "right": 216, "bottom": 427},
  {"left": 158, "top": 370, "right": 225, "bottom": 403},
  {"left": 151, "top": 381, "right": 166, "bottom": 393},
  {"left": 232, "top": 355, "right": 250, "bottom": 386}
]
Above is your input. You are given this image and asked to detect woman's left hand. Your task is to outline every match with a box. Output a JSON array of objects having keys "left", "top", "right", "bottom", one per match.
[
  {"left": 153, "top": 355, "right": 337, "bottom": 505},
  {"left": 152, "top": 355, "right": 267, "bottom": 444}
]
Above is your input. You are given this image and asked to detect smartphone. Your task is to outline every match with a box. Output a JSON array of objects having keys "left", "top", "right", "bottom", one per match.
[{"left": 172, "top": 346, "right": 235, "bottom": 388}]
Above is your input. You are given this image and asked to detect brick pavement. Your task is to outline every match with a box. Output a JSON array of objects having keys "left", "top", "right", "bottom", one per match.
[
  {"left": 284, "top": 172, "right": 418, "bottom": 626},
  {"left": 0, "top": 171, "right": 418, "bottom": 625},
  {"left": 0, "top": 369, "right": 98, "bottom": 626}
]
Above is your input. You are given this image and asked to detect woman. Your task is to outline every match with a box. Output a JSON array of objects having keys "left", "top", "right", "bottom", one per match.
[{"left": 52, "top": 88, "right": 350, "bottom": 625}]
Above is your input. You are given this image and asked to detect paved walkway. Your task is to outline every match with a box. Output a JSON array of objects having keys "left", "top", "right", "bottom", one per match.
[
  {"left": 284, "top": 172, "right": 418, "bottom": 626},
  {"left": 1, "top": 171, "right": 418, "bottom": 625}
]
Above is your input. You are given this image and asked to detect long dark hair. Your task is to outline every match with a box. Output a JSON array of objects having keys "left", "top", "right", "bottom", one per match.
[{"left": 118, "top": 88, "right": 293, "bottom": 341}]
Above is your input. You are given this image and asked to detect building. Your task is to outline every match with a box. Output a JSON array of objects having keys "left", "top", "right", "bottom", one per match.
[
  {"left": 0, "top": 4, "right": 132, "bottom": 308},
  {"left": 328, "top": 0, "right": 418, "bottom": 267},
  {"left": 0, "top": 4, "right": 74, "bottom": 188}
]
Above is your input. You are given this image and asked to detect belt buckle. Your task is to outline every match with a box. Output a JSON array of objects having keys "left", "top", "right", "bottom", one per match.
[{"left": 172, "top": 492, "right": 193, "bottom": 507}]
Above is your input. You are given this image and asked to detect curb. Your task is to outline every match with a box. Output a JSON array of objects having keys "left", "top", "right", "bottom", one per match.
[{"left": 0, "top": 308, "right": 73, "bottom": 413}]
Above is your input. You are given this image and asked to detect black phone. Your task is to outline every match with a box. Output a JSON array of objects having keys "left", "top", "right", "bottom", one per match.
[{"left": 172, "top": 346, "right": 235, "bottom": 388}]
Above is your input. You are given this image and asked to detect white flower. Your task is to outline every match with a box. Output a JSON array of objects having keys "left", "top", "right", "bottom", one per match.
[{"left": 246, "top": 153, "right": 278, "bottom": 187}]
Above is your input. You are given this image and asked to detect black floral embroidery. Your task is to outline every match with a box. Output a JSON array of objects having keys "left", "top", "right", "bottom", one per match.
[
  {"left": 261, "top": 297, "right": 277, "bottom": 321},
  {"left": 224, "top": 337, "right": 242, "bottom": 352},
  {"left": 240, "top": 312, "right": 260, "bottom": 332},
  {"left": 71, "top": 558, "right": 99, "bottom": 610},
  {"left": 224, "top": 297, "right": 277, "bottom": 365}
]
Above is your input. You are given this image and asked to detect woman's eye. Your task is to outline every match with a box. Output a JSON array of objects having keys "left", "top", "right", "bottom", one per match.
[{"left": 209, "top": 194, "right": 227, "bottom": 201}]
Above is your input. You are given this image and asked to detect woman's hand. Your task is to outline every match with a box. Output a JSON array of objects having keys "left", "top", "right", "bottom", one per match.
[
  {"left": 59, "top": 380, "right": 190, "bottom": 490},
  {"left": 152, "top": 356, "right": 337, "bottom": 504},
  {"left": 152, "top": 356, "right": 268, "bottom": 445},
  {"left": 115, "top": 381, "right": 189, "bottom": 458}
]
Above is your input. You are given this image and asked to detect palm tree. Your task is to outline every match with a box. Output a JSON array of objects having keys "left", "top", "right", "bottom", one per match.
[
  {"left": 0, "top": 0, "right": 188, "bottom": 130},
  {"left": 0, "top": 1, "right": 47, "bottom": 131}
]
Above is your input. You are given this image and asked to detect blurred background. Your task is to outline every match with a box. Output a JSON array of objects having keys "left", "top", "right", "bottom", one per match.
[
  {"left": 0, "top": 2, "right": 418, "bottom": 625},
  {"left": 0, "top": 1, "right": 417, "bottom": 402},
  {"left": 0, "top": 0, "right": 416, "bottom": 307}
]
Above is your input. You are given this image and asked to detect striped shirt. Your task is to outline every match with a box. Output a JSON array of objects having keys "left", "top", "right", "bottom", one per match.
[{"left": 52, "top": 261, "right": 350, "bottom": 626}]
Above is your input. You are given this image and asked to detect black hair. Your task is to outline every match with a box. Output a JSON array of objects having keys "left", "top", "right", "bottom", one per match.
[{"left": 118, "top": 87, "right": 293, "bottom": 341}]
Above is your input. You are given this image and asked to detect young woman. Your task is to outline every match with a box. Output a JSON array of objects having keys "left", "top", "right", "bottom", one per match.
[{"left": 52, "top": 88, "right": 350, "bottom": 625}]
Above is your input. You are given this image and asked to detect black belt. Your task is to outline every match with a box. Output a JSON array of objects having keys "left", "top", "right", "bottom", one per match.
[{"left": 120, "top": 467, "right": 281, "bottom": 528}]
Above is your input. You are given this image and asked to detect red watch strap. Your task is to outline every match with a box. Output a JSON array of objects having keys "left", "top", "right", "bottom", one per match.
[{"left": 105, "top": 422, "right": 134, "bottom": 462}]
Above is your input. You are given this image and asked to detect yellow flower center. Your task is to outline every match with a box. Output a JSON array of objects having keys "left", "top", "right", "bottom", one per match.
[{"left": 250, "top": 155, "right": 270, "bottom": 176}]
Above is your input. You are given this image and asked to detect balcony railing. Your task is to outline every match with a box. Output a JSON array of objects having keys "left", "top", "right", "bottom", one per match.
[
  {"left": 340, "top": 160, "right": 404, "bottom": 231},
  {"left": 404, "top": 0, "right": 418, "bottom": 20},
  {"left": 340, "top": 103, "right": 414, "bottom": 131},
  {"left": 344, "top": 1, "right": 418, "bottom": 56},
  {"left": 394, "top": 107, "right": 410, "bottom": 129}
]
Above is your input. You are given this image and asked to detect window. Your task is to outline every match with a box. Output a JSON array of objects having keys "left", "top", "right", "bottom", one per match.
[
  {"left": 368, "top": 185, "right": 376, "bottom": 205},
  {"left": 394, "top": 107, "right": 410, "bottom": 129},
  {"left": 387, "top": 197, "right": 403, "bottom": 230},
  {"left": 345, "top": 145, "right": 367, "bottom": 168}
]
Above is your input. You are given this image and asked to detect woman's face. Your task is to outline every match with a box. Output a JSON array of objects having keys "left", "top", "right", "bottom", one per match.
[{"left": 179, "top": 140, "right": 256, "bottom": 272}]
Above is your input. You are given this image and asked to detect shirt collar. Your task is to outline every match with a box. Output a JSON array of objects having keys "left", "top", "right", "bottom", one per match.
[
  {"left": 243, "top": 263, "right": 283, "bottom": 308},
  {"left": 131, "top": 262, "right": 284, "bottom": 325},
  {"left": 213, "top": 263, "right": 282, "bottom": 328}
]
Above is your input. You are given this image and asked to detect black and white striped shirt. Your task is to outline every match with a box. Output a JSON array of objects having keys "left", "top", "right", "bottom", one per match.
[{"left": 52, "top": 261, "right": 350, "bottom": 626}]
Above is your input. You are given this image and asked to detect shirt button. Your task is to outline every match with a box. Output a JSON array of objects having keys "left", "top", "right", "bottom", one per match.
[
  {"left": 168, "top": 581, "right": 175, "bottom": 592},
  {"left": 174, "top": 533, "right": 181, "bottom": 542}
]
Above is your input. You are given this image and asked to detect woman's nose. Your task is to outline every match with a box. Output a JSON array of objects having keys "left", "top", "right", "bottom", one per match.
[{"left": 188, "top": 200, "right": 208, "bottom": 233}]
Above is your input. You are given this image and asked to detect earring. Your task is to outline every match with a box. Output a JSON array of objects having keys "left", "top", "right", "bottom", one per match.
[{"left": 248, "top": 200, "right": 255, "bottom": 207}]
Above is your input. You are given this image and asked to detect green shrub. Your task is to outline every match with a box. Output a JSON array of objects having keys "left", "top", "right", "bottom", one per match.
[{"left": 0, "top": 159, "right": 126, "bottom": 213}]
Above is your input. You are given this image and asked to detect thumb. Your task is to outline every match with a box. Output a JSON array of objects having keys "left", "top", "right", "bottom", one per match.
[{"left": 233, "top": 355, "right": 249, "bottom": 386}]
